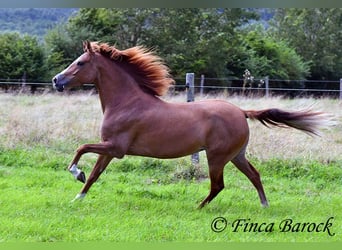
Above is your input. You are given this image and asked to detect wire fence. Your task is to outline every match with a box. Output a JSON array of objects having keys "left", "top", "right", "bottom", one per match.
[
  {"left": 1, "top": 76, "right": 342, "bottom": 99},
  {"left": 173, "top": 76, "right": 342, "bottom": 99}
]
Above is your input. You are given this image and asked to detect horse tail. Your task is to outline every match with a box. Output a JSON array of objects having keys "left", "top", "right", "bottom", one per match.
[{"left": 243, "top": 108, "right": 332, "bottom": 136}]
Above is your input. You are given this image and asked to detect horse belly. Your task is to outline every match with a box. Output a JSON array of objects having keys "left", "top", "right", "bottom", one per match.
[{"left": 127, "top": 123, "right": 207, "bottom": 158}]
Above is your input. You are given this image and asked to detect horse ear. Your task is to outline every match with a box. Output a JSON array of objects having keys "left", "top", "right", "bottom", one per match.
[{"left": 83, "top": 41, "right": 93, "bottom": 54}]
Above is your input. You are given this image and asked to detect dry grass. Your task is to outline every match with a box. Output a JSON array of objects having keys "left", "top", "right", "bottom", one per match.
[
  {"left": 210, "top": 95, "right": 342, "bottom": 161},
  {"left": 0, "top": 92, "right": 102, "bottom": 149},
  {"left": 1, "top": 92, "right": 341, "bottom": 161}
]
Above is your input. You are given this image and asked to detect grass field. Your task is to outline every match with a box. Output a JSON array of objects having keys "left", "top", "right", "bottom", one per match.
[{"left": 0, "top": 93, "right": 341, "bottom": 242}]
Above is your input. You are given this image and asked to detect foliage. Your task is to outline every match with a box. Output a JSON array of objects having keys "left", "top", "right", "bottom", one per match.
[
  {"left": 0, "top": 8, "right": 340, "bottom": 83},
  {"left": 45, "top": 9, "right": 158, "bottom": 69},
  {"left": 242, "top": 27, "right": 310, "bottom": 79},
  {"left": 44, "top": 9, "right": 247, "bottom": 79},
  {"left": 43, "top": 8, "right": 314, "bottom": 82},
  {"left": 140, "top": 9, "right": 259, "bottom": 78},
  {"left": 270, "top": 8, "right": 342, "bottom": 80},
  {"left": 0, "top": 33, "right": 46, "bottom": 81}
]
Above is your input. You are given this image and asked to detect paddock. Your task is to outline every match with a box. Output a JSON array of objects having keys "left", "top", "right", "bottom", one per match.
[{"left": 0, "top": 93, "right": 341, "bottom": 242}]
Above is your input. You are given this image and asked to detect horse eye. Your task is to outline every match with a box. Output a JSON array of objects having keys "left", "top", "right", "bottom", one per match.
[{"left": 77, "top": 61, "right": 85, "bottom": 66}]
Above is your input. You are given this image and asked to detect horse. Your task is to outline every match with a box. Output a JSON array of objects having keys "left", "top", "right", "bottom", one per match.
[{"left": 52, "top": 41, "right": 328, "bottom": 208}]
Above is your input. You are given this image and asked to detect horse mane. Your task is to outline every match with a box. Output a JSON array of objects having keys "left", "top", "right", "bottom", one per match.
[{"left": 89, "top": 42, "right": 174, "bottom": 96}]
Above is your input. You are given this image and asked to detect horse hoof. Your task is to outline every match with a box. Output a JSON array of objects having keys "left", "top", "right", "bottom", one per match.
[
  {"left": 71, "top": 193, "right": 86, "bottom": 202},
  {"left": 77, "top": 171, "right": 86, "bottom": 183},
  {"left": 262, "top": 201, "right": 269, "bottom": 208}
]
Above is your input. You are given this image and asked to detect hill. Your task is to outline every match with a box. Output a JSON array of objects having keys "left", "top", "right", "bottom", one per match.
[
  {"left": 0, "top": 8, "right": 275, "bottom": 40},
  {"left": 0, "top": 8, "right": 78, "bottom": 38}
]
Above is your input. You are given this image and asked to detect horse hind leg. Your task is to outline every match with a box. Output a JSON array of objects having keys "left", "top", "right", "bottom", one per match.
[
  {"left": 231, "top": 152, "right": 269, "bottom": 207},
  {"left": 198, "top": 157, "right": 225, "bottom": 209}
]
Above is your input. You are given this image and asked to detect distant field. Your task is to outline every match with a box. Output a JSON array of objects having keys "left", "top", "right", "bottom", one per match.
[{"left": 0, "top": 93, "right": 341, "bottom": 242}]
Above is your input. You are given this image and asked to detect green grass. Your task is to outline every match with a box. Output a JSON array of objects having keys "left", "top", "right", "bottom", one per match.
[{"left": 0, "top": 147, "right": 341, "bottom": 242}]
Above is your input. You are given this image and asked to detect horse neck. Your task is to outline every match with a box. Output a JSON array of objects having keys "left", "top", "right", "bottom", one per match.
[{"left": 94, "top": 59, "right": 158, "bottom": 113}]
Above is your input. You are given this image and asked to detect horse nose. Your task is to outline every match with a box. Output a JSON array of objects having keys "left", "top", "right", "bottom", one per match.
[
  {"left": 52, "top": 73, "right": 61, "bottom": 84},
  {"left": 52, "top": 73, "right": 65, "bottom": 92}
]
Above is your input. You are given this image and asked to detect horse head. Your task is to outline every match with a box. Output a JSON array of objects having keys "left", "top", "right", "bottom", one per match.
[{"left": 52, "top": 41, "right": 97, "bottom": 92}]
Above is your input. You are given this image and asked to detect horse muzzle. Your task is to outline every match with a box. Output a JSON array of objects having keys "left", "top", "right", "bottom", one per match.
[{"left": 52, "top": 73, "right": 69, "bottom": 92}]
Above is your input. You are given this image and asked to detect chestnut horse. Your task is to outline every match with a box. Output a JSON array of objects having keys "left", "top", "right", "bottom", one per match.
[{"left": 53, "top": 41, "right": 327, "bottom": 208}]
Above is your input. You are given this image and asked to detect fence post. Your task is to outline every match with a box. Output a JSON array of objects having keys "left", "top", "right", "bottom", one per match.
[
  {"left": 186, "top": 73, "right": 199, "bottom": 164},
  {"left": 19, "top": 72, "right": 27, "bottom": 94},
  {"left": 200, "top": 74, "right": 205, "bottom": 97},
  {"left": 265, "top": 76, "right": 269, "bottom": 98},
  {"left": 186, "top": 73, "right": 195, "bottom": 102},
  {"left": 340, "top": 78, "right": 342, "bottom": 100}
]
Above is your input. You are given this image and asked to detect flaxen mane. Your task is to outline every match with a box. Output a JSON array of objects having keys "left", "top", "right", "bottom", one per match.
[{"left": 89, "top": 42, "right": 174, "bottom": 96}]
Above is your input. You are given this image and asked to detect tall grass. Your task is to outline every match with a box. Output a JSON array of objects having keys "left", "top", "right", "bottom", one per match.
[
  {"left": 0, "top": 93, "right": 102, "bottom": 149},
  {"left": 1, "top": 92, "right": 341, "bottom": 161}
]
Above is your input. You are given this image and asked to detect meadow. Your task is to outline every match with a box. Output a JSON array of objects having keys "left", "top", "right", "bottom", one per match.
[{"left": 0, "top": 92, "right": 341, "bottom": 242}]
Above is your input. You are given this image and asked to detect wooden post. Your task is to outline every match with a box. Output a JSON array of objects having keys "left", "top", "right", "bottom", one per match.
[
  {"left": 186, "top": 73, "right": 195, "bottom": 102},
  {"left": 340, "top": 78, "right": 342, "bottom": 100},
  {"left": 265, "top": 76, "right": 269, "bottom": 98},
  {"left": 19, "top": 72, "right": 27, "bottom": 94},
  {"left": 200, "top": 74, "right": 204, "bottom": 97},
  {"left": 186, "top": 73, "right": 199, "bottom": 164}
]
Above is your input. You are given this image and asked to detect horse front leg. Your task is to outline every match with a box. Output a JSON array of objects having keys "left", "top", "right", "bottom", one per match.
[
  {"left": 67, "top": 142, "right": 122, "bottom": 184},
  {"left": 72, "top": 154, "right": 113, "bottom": 202},
  {"left": 68, "top": 150, "right": 86, "bottom": 183},
  {"left": 66, "top": 141, "right": 127, "bottom": 201}
]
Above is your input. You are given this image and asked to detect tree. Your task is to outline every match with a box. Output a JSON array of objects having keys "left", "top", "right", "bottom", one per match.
[
  {"left": 270, "top": 8, "right": 342, "bottom": 80},
  {"left": 242, "top": 27, "right": 310, "bottom": 79},
  {"left": 45, "top": 8, "right": 310, "bottom": 84},
  {"left": 45, "top": 8, "right": 157, "bottom": 74},
  {"left": 45, "top": 8, "right": 260, "bottom": 79},
  {"left": 0, "top": 33, "right": 46, "bottom": 81},
  {"left": 141, "top": 8, "right": 259, "bottom": 78}
]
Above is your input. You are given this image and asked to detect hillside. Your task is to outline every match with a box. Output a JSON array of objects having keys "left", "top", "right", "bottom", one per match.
[
  {"left": 0, "top": 8, "right": 274, "bottom": 39},
  {"left": 0, "top": 8, "right": 78, "bottom": 38}
]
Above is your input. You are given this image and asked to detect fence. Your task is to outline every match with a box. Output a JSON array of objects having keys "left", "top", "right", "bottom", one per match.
[
  {"left": 1, "top": 76, "right": 342, "bottom": 99},
  {"left": 0, "top": 80, "right": 94, "bottom": 94},
  {"left": 174, "top": 75, "right": 342, "bottom": 99}
]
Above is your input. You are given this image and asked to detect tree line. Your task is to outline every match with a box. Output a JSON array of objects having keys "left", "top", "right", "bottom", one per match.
[{"left": 0, "top": 8, "right": 340, "bottom": 85}]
